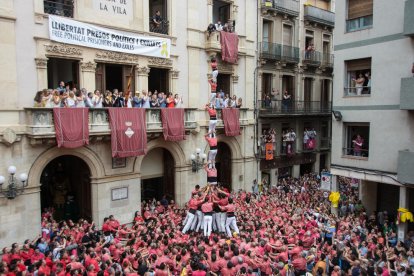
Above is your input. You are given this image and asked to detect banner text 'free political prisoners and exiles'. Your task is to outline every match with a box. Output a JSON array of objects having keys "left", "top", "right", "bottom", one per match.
[{"left": 48, "top": 15, "right": 170, "bottom": 59}]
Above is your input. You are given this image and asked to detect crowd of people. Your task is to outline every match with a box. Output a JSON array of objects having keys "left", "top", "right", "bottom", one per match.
[
  {"left": 2, "top": 174, "right": 414, "bottom": 276},
  {"left": 33, "top": 82, "right": 184, "bottom": 109}
]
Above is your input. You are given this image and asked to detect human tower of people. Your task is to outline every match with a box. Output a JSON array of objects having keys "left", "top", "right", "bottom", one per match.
[{"left": 181, "top": 58, "right": 240, "bottom": 240}]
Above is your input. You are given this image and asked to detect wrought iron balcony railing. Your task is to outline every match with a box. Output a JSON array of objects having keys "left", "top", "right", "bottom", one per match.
[
  {"left": 260, "top": 42, "right": 299, "bottom": 63},
  {"left": 258, "top": 100, "right": 331, "bottom": 116},
  {"left": 261, "top": 0, "right": 300, "bottom": 17},
  {"left": 304, "top": 5, "right": 335, "bottom": 27},
  {"left": 149, "top": 20, "right": 169, "bottom": 35},
  {"left": 322, "top": 53, "right": 334, "bottom": 68},
  {"left": 302, "top": 50, "right": 322, "bottom": 67}
]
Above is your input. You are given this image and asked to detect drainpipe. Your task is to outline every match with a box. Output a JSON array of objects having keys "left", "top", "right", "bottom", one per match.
[{"left": 253, "top": 0, "right": 261, "bottom": 184}]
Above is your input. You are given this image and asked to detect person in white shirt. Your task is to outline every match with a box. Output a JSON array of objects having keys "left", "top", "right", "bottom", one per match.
[
  {"left": 93, "top": 90, "right": 103, "bottom": 108},
  {"left": 215, "top": 21, "right": 223, "bottom": 31}
]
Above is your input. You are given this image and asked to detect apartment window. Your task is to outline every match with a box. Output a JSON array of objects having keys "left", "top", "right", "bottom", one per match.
[
  {"left": 346, "top": 0, "right": 373, "bottom": 32},
  {"left": 44, "top": 0, "right": 74, "bottom": 17},
  {"left": 343, "top": 123, "right": 370, "bottom": 158},
  {"left": 281, "top": 124, "right": 296, "bottom": 155},
  {"left": 320, "top": 121, "right": 330, "bottom": 149},
  {"left": 149, "top": 0, "right": 169, "bottom": 35},
  {"left": 303, "top": 123, "right": 317, "bottom": 151},
  {"left": 344, "top": 58, "right": 371, "bottom": 96}
]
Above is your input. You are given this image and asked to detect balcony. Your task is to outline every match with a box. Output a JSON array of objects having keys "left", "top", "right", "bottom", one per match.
[
  {"left": 400, "top": 78, "right": 414, "bottom": 110},
  {"left": 44, "top": 0, "right": 74, "bottom": 18},
  {"left": 24, "top": 108, "right": 250, "bottom": 141},
  {"left": 398, "top": 150, "right": 414, "bottom": 184},
  {"left": 261, "top": 0, "right": 300, "bottom": 17},
  {"left": 259, "top": 42, "right": 299, "bottom": 63},
  {"left": 303, "top": 5, "right": 335, "bottom": 27},
  {"left": 25, "top": 108, "right": 197, "bottom": 140},
  {"left": 302, "top": 50, "right": 321, "bottom": 67},
  {"left": 258, "top": 100, "right": 331, "bottom": 117},
  {"left": 205, "top": 31, "right": 222, "bottom": 54},
  {"left": 403, "top": 0, "right": 414, "bottom": 36},
  {"left": 321, "top": 53, "right": 334, "bottom": 68},
  {"left": 319, "top": 137, "right": 331, "bottom": 150},
  {"left": 149, "top": 20, "right": 169, "bottom": 35}
]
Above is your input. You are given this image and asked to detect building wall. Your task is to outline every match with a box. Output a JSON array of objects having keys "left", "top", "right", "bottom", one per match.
[{"left": 0, "top": 0, "right": 257, "bottom": 247}]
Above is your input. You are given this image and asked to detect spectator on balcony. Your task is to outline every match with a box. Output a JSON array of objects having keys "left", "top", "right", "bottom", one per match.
[
  {"left": 263, "top": 94, "right": 271, "bottom": 108},
  {"left": 352, "top": 134, "right": 364, "bottom": 156},
  {"left": 132, "top": 92, "right": 142, "bottom": 108},
  {"left": 215, "top": 21, "right": 223, "bottom": 32},
  {"left": 152, "top": 10, "right": 163, "bottom": 28},
  {"left": 93, "top": 90, "right": 103, "bottom": 108},
  {"left": 166, "top": 92, "right": 175, "bottom": 108},
  {"left": 75, "top": 89, "right": 86, "bottom": 108},
  {"left": 174, "top": 94, "right": 183, "bottom": 107},
  {"left": 353, "top": 74, "right": 365, "bottom": 96},
  {"left": 34, "top": 91, "right": 44, "bottom": 107},
  {"left": 236, "top": 97, "right": 242, "bottom": 108},
  {"left": 103, "top": 90, "right": 113, "bottom": 107},
  {"left": 141, "top": 90, "right": 150, "bottom": 108},
  {"left": 281, "top": 91, "right": 292, "bottom": 112},
  {"left": 271, "top": 88, "right": 280, "bottom": 109},
  {"left": 65, "top": 91, "right": 77, "bottom": 108},
  {"left": 150, "top": 94, "right": 160, "bottom": 108},
  {"left": 207, "top": 23, "right": 216, "bottom": 38},
  {"left": 215, "top": 93, "right": 224, "bottom": 109},
  {"left": 363, "top": 72, "right": 371, "bottom": 94},
  {"left": 158, "top": 92, "right": 167, "bottom": 108},
  {"left": 112, "top": 90, "right": 124, "bottom": 107},
  {"left": 56, "top": 81, "right": 66, "bottom": 95},
  {"left": 85, "top": 92, "right": 94, "bottom": 108},
  {"left": 223, "top": 94, "right": 230, "bottom": 107},
  {"left": 305, "top": 44, "right": 315, "bottom": 60},
  {"left": 230, "top": 95, "right": 237, "bottom": 108}
]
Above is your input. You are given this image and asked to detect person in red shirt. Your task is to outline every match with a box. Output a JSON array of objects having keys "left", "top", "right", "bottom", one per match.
[
  {"left": 201, "top": 195, "right": 214, "bottom": 237},
  {"left": 291, "top": 252, "right": 307, "bottom": 275},
  {"left": 219, "top": 198, "right": 239, "bottom": 238},
  {"left": 205, "top": 104, "right": 217, "bottom": 133},
  {"left": 205, "top": 131, "right": 218, "bottom": 169},
  {"left": 182, "top": 194, "right": 206, "bottom": 234},
  {"left": 211, "top": 57, "right": 218, "bottom": 83},
  {"left": 165, "top": 92, "right": 175, "bottom": 108},
  {"left": 205, "top": 164, "right": 217, "bottom": 185}
]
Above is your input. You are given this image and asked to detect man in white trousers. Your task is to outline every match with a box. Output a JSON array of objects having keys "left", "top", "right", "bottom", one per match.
[
  {"left": 182, "top": 194, "right": 205, "bottom": 234},
  {"left": 219, "top": 197, "right": 239, "bottom": 237},
  {"left": 201, "top": 195, "right": 214, "bottom": 237}
]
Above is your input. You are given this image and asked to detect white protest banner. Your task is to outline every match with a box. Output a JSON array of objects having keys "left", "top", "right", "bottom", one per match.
[{"left": 49, "top": 15, "right": 170, "bottom": 59}]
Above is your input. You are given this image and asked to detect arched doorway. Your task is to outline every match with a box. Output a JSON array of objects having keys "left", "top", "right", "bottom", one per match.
[
  {"left": 140, "top": 148, "right": 175, "bottom": 202},
  {"left": 40, "top": 155, "right": 92, "bottom": 221},
  {"left": 216, "top": 142, "right": 232, "bottom": 191}
]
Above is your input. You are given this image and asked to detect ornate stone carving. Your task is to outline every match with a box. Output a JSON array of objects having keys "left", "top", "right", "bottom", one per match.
[
  {"left": 136, "top": 66, "right": 150, "bottom": 76},
  {"left": 171, "top": 70, "right": 179, "bottom": 79},
  {"left": 96, "top": 51, "right": 139, "bottom": 63},
  {"left": 1, "top": 128, "right": 19, "bottom": 146},
  {"left": 35, "top": 58, "right": 48, "bottom": 69},
  {"left": 147, "top": 57, "right": 173, "bottom": 67},
  {"left": 232, "top": 75, "right": 239, "bottom": 83},
  {"left": 45, "top": 44, "right": 82, "bottom": 56},
  {"left": 207, "top": 0, "right": 213, "bottom": 5},
  {"left": 217, "top": 59, "right": 233, "bottom": 73},
  {"left": 80, "top": 62, "right": 97, "bottom": 72},
  {"left": 233, "top": 5, "right": 238, "bottom": 13}
]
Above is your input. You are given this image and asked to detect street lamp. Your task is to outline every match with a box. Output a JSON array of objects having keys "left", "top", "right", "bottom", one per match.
[
  {"left": 0, "top": 166, "right": 28, "bottom": 199},
  {"left": 191, "top": 148, "right": 207, "bottom": 172}
]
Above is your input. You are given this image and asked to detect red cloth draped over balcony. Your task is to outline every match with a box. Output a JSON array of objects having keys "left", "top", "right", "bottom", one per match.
[
  {"left": 108, "top": 108, "right": 147, "bottom": 158},
  {"left": 220, "top": 31, "right": 239, "bottom": 64},
  {"left": 54, "top": 108, "right": 89, "bottom": 148},
  {"left": 221, "top": 108, "right": 241, "bottom": 136},
  {"left": 161, "top": 108, "right": 186, "bottom": 141}
]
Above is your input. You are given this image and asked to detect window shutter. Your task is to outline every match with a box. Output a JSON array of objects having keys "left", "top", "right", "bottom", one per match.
[
  {"left": 348, "top": 0, "right": 373, "bottom": 19},
  {"left": 346, "top": 58, "right": 371, "bottom": 71},
  {"left": 283, "top": 25, "right": 292, "bottom": 46}
]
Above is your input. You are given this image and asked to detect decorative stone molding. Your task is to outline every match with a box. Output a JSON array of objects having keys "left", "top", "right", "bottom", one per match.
[
  {"left": 147, "top": 57, "right": 173, "bottom": 68},
  {"left": 232, "top": 75, "right": 239, "bottom": 83},
  {"left": 80, "top": 62, "right": 97, "bottom": 72},
  {"left": 233, "top": 5, "right": 238, "bottom": 13},
  {"left": 136, "top": 66, "right": 150, "bottom": 76},
  {"left": 35, "top": 58, "right": 48, "bottom": 69},
  {"left": 217, "top": 60, "right": 233, "bottom": 73},
  {"left": 45, "top": 44, "right": 82, "bottom": 56},
  {"left": 171, "top": 70, "right": 180, "bottom": 79},
  {"left": 0, "top": 128, "right": 20, "bottom": 146},
  {"left": 96, "top": 51, "right": 139, "bottom": 63}
]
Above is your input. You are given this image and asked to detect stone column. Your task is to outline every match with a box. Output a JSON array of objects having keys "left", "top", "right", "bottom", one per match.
[
  {"left": 35, "top": 58, "right": 48, "bottom": 91},
  {"left": 398, "top": 186, "right": 408, "bottom": 241},
  {"left": 80, "top": 62, "right": 97, "bottom": 89},
  {"left": 135, "top": 66, "right": 150, "bottom": 92},
  {"left": 207, "top": 0, "right": 213, "bottom": 25},
  {"left": 170, "top": 70, "right": 179, "bottom": 95}
]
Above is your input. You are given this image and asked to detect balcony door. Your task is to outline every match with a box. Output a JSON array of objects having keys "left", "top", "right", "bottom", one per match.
[
  {"left": 47, "top": 58, "right": 79, "bottom": 90},
  {"left": 148, "top": 67, "right": 169, "bottom": 93},
  {"left": 95, "top": 63, "right": 135, "bottom": 93},
  {"left": 321, "top": 79, "right": 330, "bottom": 110},
  {"left": 282, "top": 75, "right": 295, "bottom": 100},
  {"left": 213, "top": 0, "right": 231, "bottom": 25},
  {"left": 261, "top": 73, "right": 272, "bottom": 101}
]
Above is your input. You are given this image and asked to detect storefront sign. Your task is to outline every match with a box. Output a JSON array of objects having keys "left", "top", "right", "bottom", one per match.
[{"left": 49, "top": 15, "right": 171, "bottom": 58}]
